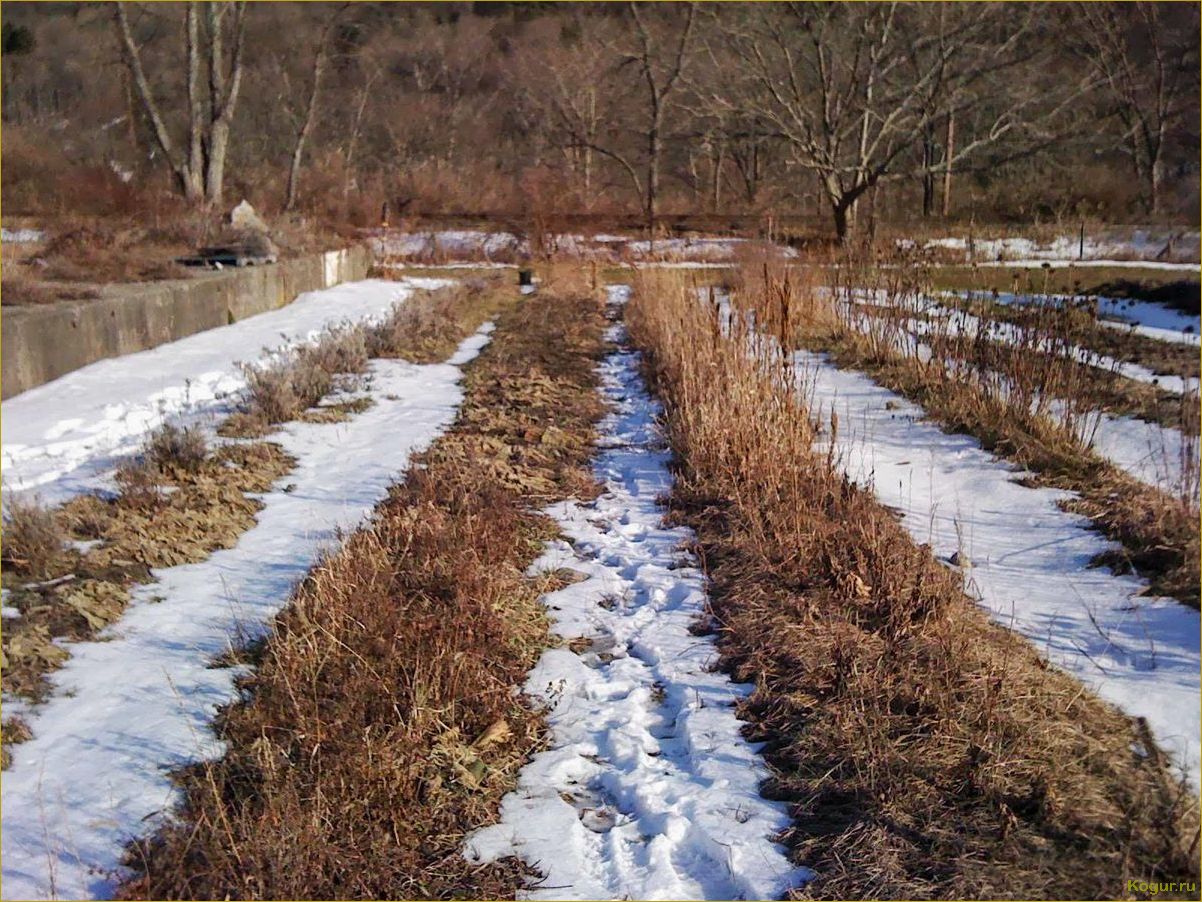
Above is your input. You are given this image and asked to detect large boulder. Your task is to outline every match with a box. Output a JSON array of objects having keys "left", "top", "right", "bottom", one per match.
[
  {"left": 228, "top": 199, "right": 271, "bottom": 235},
  {"left": 194, "top": 200, "right": 279, "bottom": 264}
]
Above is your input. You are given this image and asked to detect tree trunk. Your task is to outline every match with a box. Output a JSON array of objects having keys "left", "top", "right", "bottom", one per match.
[
  {"left": 185, "top": 3, "right": 205, "bottom": 203},
  {"left": 115, "top": 2, "right": 195, "bottom": 200},
  {"left": 206, "top": 120, "right": 229, "bottom": 207},
  {"left": 203, "top": 1, "right": 246, "bottom": 207},
  {"left": 941, "top": 111, "right": 955, "bottom": 218},
  {"left": 832, "top": 198, "right": 852, "bottom": 243},
  {"left": 285, "top": 39, "right": 326, "bottom": 212},
  {"left": 1149, "top": 147, "right": 1165, "bottom": 216},
  {"left": 583, "top": 88, "right": 595, "bottom": 206},
  {"left": 646, "top": 121, "right": 660, "bottom": 243},
  {"left": 710, "top": 142, "right": 724, "bottom": 213},
  {"left": 921, "top": 126, "right": 935, "bottom": 218}
]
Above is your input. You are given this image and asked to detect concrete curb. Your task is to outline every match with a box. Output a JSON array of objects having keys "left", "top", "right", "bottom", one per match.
[{"left": 2, "top": 245, "right": 371, "bottom": 399}]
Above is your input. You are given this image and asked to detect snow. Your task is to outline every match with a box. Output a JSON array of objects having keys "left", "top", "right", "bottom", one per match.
[
  {"left": 982, "top": 291, "right": 1201, "bottom": 336},
  {"left": 370, "top": 230, "right": 789, "bottom": 265},
  {"left": 0, "top": 325, "right": 494, "bottom": 901},
  {"left": 1, "top": 278, "right": 451, "bottom": 504},
  {"left": 972, "top": 258, "right": 1199, "bottom": 272},
  {"left": 1, "top": 228, "right": 44, "bottom": 244},
  {"left": 913, "top": 301, "right": 1199, "bottom": 395},
  {"left": 839, "top": 293, "right": 1199, "bottom": 494},
  {"left": 465, "top": 286, "right": 808, "bottom": 901},
  {"left": 907, "top": 230, "right": 1200, "bottom": 264},
  {"left": 793, "top": 349, "right": 1201, "bottom": 787},
  {"left": 1102, "top": 320, "right": 1202, "bottom": 347},
  {"left": 1086, "top": 410, "right": 1197, "bottom": 496}
]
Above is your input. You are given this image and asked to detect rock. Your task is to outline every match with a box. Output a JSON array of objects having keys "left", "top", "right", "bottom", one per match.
[
  {"left": 228, "top": 199, "right": 271, "bottom": 235},
  {"left": 949, "top": 550, "right": 973, "bottom": 568},
  {"left": 228, "top": 228, "right": 279, "bottom": 261}
]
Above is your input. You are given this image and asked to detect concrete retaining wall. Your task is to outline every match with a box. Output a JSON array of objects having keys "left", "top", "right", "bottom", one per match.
[{"left": 2, "top": 245, "right": 372, "bottom": 399}]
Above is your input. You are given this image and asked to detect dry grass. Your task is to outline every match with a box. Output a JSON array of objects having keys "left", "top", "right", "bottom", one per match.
[
  {"left": 146, "top": 424, "right": 208, "bottom": 473},
  {"left": 922, "top": 264, "right": 1200, "bottom": 317},
  {"left": 749, "top": 254, "right": 1200, "bottom": 607},
  {"left": 0, "top": 205, "right": 358, "bottom": 305},
  {"left": 1, "top": 495, "right": 66, "bottom": 580},
  {"left": 845, "top": 291, "right": 1195, "bottom": 432},
  {"left": 120, "top": 274, "right": 608, "bottom": 900},
  {"left": 952, "top": 294, "right": 1200, "bottom": 379},
  {"left": 221, "top": 325, "right": 369, "bottom": 436},
  {"left": 626, "top": 269, "right": 1200, "bottom": 899},
  {"left": 367, "top": 273, "right": 512, "bottom": 364},
  {"left": 0, "top": 438, "right": 294, "bottom": 707},
  {"left": 222, "top": 276, "right": 509, "bottom": 438}
]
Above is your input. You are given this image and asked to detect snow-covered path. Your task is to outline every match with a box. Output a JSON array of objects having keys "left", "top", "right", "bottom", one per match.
[
  {"left": 1, "top": 277, "right": 449, "bottom": 504},
  {"left": 794, "top": 349, "right": 1201, "bottom": 787},
  {"left": 0, "top": 326, "right": 492, "bottom": 901},
  {"left": 465, "top": 288, "right": 807, "bottom": 900}
]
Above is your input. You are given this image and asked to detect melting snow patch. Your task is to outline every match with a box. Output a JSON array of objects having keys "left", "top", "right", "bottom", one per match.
[
  {"left": 794, "top": 349, "right": 1201, "bottom": 787},
  {"left": 465, "top": 286, "right": 808, "bottom": 900},
  {"left": 1, "top": 278, "right": 451, "bottom": 504},
  {"left": 1, "top": 227, "right": 44, "bottom": 244},
  {"left": 0, "top": 325, "right": 493, "bottom": 901}
]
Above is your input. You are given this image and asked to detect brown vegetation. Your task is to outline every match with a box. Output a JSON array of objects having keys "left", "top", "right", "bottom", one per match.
[
  {"left": 1, "top": 494, "right": 66, "bottom": 580},
  {"left": 741, "top": 255, "right": 1201, "bottom": 607},
  {"left": 0, "top": 436, "right": 295, "bottom": 706},
  {"left": 121, "top": 272, "right": 608, "bottom": 900},
  {"left": 1, "top": 272, "right": 511, "bottom": 715},
  {"left": 626, "top": 269, "right": 1199, "bottom": 900},
  {"left": 951, "top": 293, "right": 1201, "bottom": 379},
  {"left": 3, "top": 4, "right": 1198, "bottom": 244},
  {"left": 367, "top": 272, "right": 513, "bottom": 364}
]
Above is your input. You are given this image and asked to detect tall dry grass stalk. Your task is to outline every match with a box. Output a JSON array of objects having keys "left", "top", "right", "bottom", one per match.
[
  {"left": 733, "top": 251, "right": 1199, "bottom": 605},
  {"left": 121, "top": 275, "right": 608, "bottom": 900},
  {"left": 627, "top": 268, "right": 1198, "bottom": 900}
]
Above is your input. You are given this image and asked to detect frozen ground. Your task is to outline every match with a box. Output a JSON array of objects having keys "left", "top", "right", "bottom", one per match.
[
  {"left": 0, "top": 227, "right": 44, "bottom": 244},
  {"left": 465, "top": 287, "right": 808, "bottom": 900},
  {"left": 904, "top": 301, "right": 1199, "bottom": 394},
  {"left": 370, "top": 229, "right": 789, "bottom": 265},
  {"left": 794, "top": 350, "right": 1201, "bottom": 787},
  {"left": 904, "top": 230, "right": 1201, "bottom": 264},
  {"left": 980, "top": 291, "right": 1201, "bottom": 337},
  {"left": 838, "top": 294, "right": 1199, "bottom": 495},
  {"left": 1, "top": 278, "right": 449, "bottom": 504},
  {"left": 0, "top": 325, "right": 493, "bottom": 901}
]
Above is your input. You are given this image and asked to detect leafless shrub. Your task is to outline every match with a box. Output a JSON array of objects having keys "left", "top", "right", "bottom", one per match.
[
  {"left": 1, "top": 496, "right": 64, "bottom": 579},
  {"left": 146, "top": 423, "right": 208, "bottom": 472},
  {"left": 114, "top": 458, "right": 166, "bottom": 513},
  {"left": 237, "top": 324, "right": 369, "bottom": 429}
]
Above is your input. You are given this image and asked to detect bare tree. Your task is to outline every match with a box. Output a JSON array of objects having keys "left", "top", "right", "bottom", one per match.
[
  {"left": 505, "top": 18, "right": 624, "bottom": 209},
  {"left": 1073, "top": 2, "right": 1199, "bottom": 215},
  {"left": 284, "top": 6, "right": 345, "bottom": 212},
  {"left": 624, "top": 2, "right": 697, "bottom": 235},
  {"left": 714, "top": 3, "right": 1078, "bottom": 241},
  {"left": 115, "top": 1, "right": 247, "bottom": 206}
]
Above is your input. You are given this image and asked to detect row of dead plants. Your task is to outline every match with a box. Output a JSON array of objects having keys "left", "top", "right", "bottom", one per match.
[
  {"left": 625, "top": 268, "right": 1200, "bottom": 900},
  {"left": 220, "top": 274, "right": 512, "bottom": 437},
  {"left": 846, "top": 286, "right": 1196, "bottom": 433},
  {"left": 740, "top": 253, "right": 1200, "bottom": 606},
  {"left": 119, "top": 269, "right": 608, "bottom": 899},
  {"left": 1, "top": 275, "right": 514, "bottom": 768},
  {"left": 0, "top": 429, "right": 294, "bottom": 765},
  {"left": 950, "top": 292, "right": 1200, "bottom": 380}
]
